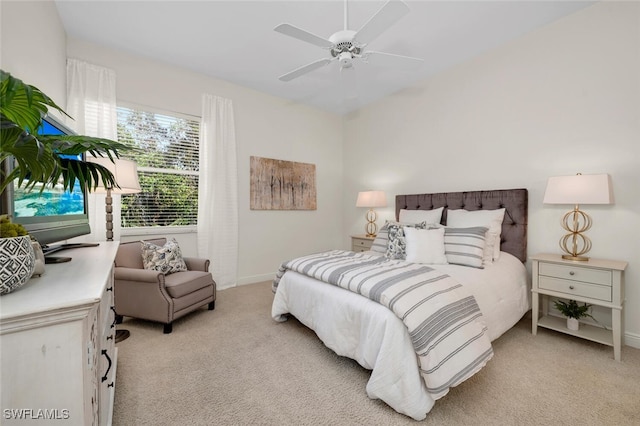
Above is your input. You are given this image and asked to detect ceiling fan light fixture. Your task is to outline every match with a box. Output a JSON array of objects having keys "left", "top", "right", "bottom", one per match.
[{"left": 338, "top": 52, "right": 354, "bottom": 68}]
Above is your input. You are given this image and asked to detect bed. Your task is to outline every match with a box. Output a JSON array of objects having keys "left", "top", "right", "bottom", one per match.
[{"left": 271, "top": 189, "right": 529, "bottom": 420}]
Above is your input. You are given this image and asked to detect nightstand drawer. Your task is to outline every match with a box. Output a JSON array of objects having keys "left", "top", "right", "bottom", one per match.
[
  {"left": 539, "top": 276, "right": 612, "bottom": 302},
  {"left": 352, "top": 237, "right": 373, "bottom": 251},
  {"left": 539, "top": 263, "right": 611, "bottom": 286}
]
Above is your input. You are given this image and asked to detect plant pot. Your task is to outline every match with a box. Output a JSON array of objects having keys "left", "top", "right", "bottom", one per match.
[
  {"left": 0, "top": 236, "right": 36, "bottom": 295},
  {"left": 567, "top": 317, "right": 579, "bottom": 331}
]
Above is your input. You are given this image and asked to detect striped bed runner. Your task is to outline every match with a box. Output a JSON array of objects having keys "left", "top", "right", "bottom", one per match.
[{"left": 273, "top": 250, "right": 493, "bottom": 399}]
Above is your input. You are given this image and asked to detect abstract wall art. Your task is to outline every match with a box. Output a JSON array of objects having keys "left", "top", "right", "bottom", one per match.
[{"left": 250, "top": 156, "right": 316, "bottom": 210}]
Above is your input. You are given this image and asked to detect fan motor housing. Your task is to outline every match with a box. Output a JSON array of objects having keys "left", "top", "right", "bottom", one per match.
[{"left": 329, "top": 30, "right": 361, "bottom": 58}]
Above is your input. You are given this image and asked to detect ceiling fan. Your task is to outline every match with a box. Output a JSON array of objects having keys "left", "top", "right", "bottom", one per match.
[{"left": 274, "top": 0, "right": 423, "bottom": 82}]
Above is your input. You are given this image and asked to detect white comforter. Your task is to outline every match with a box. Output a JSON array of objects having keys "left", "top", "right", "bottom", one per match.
[{"left": 271, "top": 251, "right": 529, "bottom": 420}]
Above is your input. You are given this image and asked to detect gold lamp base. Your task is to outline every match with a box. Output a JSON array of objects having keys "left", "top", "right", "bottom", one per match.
[
  {"left": 561, "top": 254, "right": 589, "bottom": 261},
  {"left": 559, "top": 205, "right": 592, "bottom": 261},
  {"left": 365, "top": 209, "right": 378, "bottom": 238}
]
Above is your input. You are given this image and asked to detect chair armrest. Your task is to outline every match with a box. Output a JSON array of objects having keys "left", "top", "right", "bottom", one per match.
[
  {"left": 114, "top": 267, "right": 164, "bottom": 283},
  {"left": 183, "top": 257, "right": 210, "bottom": 272}
]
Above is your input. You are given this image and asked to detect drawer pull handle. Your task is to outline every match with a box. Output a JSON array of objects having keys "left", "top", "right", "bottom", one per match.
[
  {"left": 569, "top": 271, "right": 575, "bottom": 276},
  {"left": 569, "top": 285, "right": 575, "bottom": 290},
  {"left": 110, "top": 306, "right": 118, "bottom": 329},
  {"left": 101, "top": 350, "right": 112, "bottom": 382}
]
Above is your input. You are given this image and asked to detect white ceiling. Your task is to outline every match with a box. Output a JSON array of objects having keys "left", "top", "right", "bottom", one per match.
[{"left": 54, "top": 0, "right": 595, "bottom": 115}]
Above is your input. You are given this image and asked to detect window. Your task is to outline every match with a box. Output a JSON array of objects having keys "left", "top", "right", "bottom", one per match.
[{"left": 116, "top": 105, "right": 200, "bottom": 228}]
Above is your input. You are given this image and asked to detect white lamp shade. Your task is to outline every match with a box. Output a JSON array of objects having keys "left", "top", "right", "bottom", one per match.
[
  {"left": 356, "top": 190, "right": 387, "bottom": 208},
  {"left": 87, "top": 157, "right": 142, "bottom": 194},
  {"left": 543, "top": 174, "right": 613, "bottom": 205}
]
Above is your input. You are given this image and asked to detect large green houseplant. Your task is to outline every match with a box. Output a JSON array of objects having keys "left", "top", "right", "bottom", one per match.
[{"left": 0, "top": 70, "right": 129, "bottom": 295}]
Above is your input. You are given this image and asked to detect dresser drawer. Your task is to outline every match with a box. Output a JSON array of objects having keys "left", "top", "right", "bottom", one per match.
[
  {"left": 539, "top": 263, "right": 612, "bottom": 286},
  {"left": 539, "top": 276, "right": 612, "bottom": 302}
]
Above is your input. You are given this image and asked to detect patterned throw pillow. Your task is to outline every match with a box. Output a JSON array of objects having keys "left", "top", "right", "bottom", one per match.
[
  {"left": 141, "top": 238, "right": 188, "bottom": 275},
  {"left": 385, "top": 221, "right": 427, "bottom": 260}
]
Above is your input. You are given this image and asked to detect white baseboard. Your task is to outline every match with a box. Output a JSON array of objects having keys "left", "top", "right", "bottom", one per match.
[{"left": 625, "top": 331, "right": 640, "bottom": 349}]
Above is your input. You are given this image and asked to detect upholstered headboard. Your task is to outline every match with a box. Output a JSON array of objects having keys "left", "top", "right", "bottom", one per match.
[{"left": 395, "top": 189, "right": 528, "bottom": 262}]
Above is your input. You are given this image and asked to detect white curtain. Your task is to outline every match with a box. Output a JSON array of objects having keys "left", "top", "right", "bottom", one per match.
[
  {"left": 198, "top": 94, "right": 238, "bottom": 289},
  {"left": 66, "top": 59, "right": 118, "bottom": 242}
]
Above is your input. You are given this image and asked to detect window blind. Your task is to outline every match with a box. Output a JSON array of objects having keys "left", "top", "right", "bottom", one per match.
[{"left": 116, "top": 106, "right": 200, "bottom": 227}]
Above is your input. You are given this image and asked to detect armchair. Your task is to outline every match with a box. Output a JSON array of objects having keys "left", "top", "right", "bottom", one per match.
[{"left": 113, "top": 238, "right": 216, "bottom": 333}]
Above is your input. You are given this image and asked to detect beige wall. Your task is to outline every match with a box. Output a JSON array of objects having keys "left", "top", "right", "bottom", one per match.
[
  {"left": 343, "top": 1, "right": 640, "bottom": 346},
  {"left": 0, "top": 0, "right": 67, "bottom": 107}
]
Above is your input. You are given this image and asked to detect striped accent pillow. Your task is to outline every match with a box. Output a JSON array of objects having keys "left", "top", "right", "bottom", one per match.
[
  {"left": 370, "top": 222, "right": 393, "bottom": 254},
  {"left": 443, "top": 226, "right": 488, "bottom": 268}
]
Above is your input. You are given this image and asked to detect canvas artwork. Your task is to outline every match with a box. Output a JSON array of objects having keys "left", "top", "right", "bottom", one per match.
[{"left": 250, "top": 156, "right": 317, "bottom": 210}]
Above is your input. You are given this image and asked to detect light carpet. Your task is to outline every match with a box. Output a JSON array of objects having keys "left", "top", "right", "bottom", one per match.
[{"left": 113, "top": 281, "right": 640, "bottom": 425}]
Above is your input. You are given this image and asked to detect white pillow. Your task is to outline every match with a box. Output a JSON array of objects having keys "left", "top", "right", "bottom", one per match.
[
  {"left": 404, "top": 227, "right": 448, "bottom": 265},
  {"left": 446, "top": 208, "right": 505, "bottom": 264},
  {"left": 399, "top": 207, "right": 444, "bottom": 225},
  {"left": 371, "top": 218, "right": 436, "bottom": 255}
]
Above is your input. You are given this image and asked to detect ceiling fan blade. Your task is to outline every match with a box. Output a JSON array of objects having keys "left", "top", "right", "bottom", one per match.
[
  {"left": 274, "top": 23, "right": 334, "bottom": 49},
  {"left": 278, "top": 58, "right": 334, "bottom": 82},
  {"left": 354, "top": 0, "right": 410, "bottom": 46},
  {"left": 362, "top": 51, "right": 423, "bottom": 70}
]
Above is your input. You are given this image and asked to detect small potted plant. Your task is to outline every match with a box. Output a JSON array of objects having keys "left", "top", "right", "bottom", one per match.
[{"left": 554, "top": 299, "right": 594, "bottom": 331}]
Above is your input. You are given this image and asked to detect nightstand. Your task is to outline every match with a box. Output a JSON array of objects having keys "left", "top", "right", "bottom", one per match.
[
  {"left": 531, "top": 253, "right": 628, "bottom": 361},
  {"left": 351, "top": 235, "right": 375, "bottom": 252}
]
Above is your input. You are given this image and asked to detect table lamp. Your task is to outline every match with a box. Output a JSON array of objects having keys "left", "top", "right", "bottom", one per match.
[
  {"left": 543, "top": 173, "right": 613, "bottom": 261},
  {"left": 87, "top": 157, "right": 141, "bottom": 241},
  {"left": 356, "top": 190, "right": 387, "bottom": 237}
]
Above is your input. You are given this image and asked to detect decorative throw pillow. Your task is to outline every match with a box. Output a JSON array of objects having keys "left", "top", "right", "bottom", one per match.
[
  {"left": 404, "top": 227, "right": 448, "bottom": 265},
  {"left": 141, "top": 238, "right": 188, "bottom": 275},
  {"left": 385, "top": 221, "right": 427, "bottom": 260},
  {"left": 443, "top": 226, "right": 488, "bottom": 269},
  {"left": 446, "top": 208, "right": 505, "bottom": 265}
]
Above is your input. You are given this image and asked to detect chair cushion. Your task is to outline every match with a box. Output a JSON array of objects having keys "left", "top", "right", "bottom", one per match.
[{"left": 163, "top": 270, "right": 215, "bottom": 299}]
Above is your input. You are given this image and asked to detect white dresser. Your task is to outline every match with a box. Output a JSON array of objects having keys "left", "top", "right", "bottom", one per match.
[{"left": 0, "top": 242, "right": 119, "bottom": 425}]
